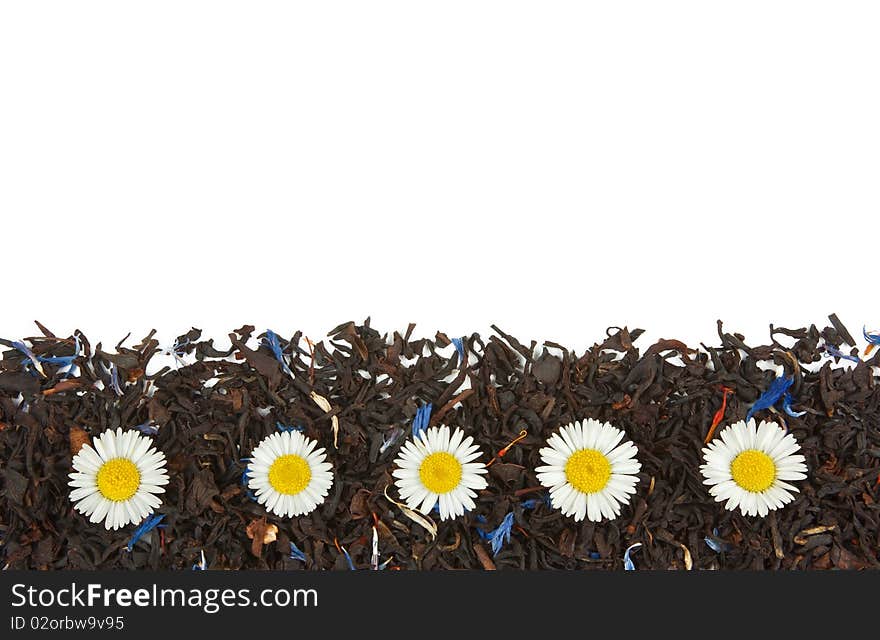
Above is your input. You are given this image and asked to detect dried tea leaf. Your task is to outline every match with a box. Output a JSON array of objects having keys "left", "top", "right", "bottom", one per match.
[
  {"left": 185, "top": 468, "right": 219, "bottom": 515},
  {"left": 3, "top": 468, "right": 28, "bottom": 504},
  {"left": 349, "top": 489, "right": 372, "bottom": 520},
  {"left": 558, "top": 528, "right": 576, "bottom": 558}
]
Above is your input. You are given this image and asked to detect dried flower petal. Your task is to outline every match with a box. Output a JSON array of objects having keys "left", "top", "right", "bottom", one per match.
[
  {"left": 69, "top": 426, "right": 90, "bottom": 457},
  {"left": 289, "top": 541, "right": 308, "bottom": 563},
  {"left": 746, "top": 375, "right": 793, "bottom": 422},
  {"left": 488, "top": 512, "right": 515, "bottom": 556},
  {"left": 782, "top": 391, "right": 806, "bottom": 418},
  {"left": 310, "top": 391, "right": 339, "bottom": 448},
  {"left": 383, "top": 485, "right": 437, "bottom": 540},
  {"left": 863, "top": 327, "right": 880, "bottom": 355},
  {"left": 623, "top": 542, "right": 642, "bottom": 570},
  {"left": 411, "top": 403, "right": 432, "bottom": 438},
  {"left": 824, "top": 344, "right": 860, "bottom": 363},
  {"left": 11, "top": 340, "right": 46, "bottom": 378},
  {"left": 263, "top": 329, "right": 294, "bottom": 378},
  {"left": 127, "top": 514, "right": 165, "bottom": 552}
]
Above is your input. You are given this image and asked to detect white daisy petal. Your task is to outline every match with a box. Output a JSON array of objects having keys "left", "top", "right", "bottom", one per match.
[
  {"left": 69, "top": 486, "right": 98, "bottom": 501},
  {"left": 244, "top": 431, "right": 334, "bottom": 519},
  {"left": 68, "top": 428, "right": 170, "bottom": 530},
  {"left": 392, "top": 425, "right": 488, "bottom": 521},
  {"left": 700, "top": 418, "right": 808, "bottom": 518},
  {"left": 573, "top": 494, "right": 587, "bottom": 521},
  {"left": 76, "top": 445, "right": 103, "bottom": 470},
  {"left": 537, "top": 420, "right": 640, "bottom": 523}
]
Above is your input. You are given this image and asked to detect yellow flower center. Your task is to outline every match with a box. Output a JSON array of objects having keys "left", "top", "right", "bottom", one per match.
[
  {"left": 730, "top": 449, "right": 776, "bottom": 492},
  {"left": 419, "top": 452, "right": 462, "bottom": 494},
  {"left": 565, "top": 448, "right": 612, "bottom": 494},
  {"left": 268, "top": 454, "right": 312, "bottom": 495},
  {"left": 96, "top": 458, "right": 141, "bottom": 502}
]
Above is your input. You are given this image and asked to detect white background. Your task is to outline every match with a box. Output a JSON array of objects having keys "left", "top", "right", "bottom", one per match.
[{"left": 1, "top": 2, "right": 877, "bottom": 351}]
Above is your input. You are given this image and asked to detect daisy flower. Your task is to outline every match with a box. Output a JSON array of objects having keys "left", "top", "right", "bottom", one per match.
[
  {"left": 247, "top": 431, "right": 334, "bottom": 518},
  {"left": 68, "top": 427, "right": 169, "bottom": 530},
  {"left": 536, "top": 419, "right": 641, "bottom": 522},
  {"left": 700, "top": 418, "right": 807, "bottom": 517},
  {"left": 392, "top": 425, "right": 488, "bottom": 521}
]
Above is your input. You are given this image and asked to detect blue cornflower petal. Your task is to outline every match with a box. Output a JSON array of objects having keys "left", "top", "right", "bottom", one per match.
[
  {"left": 521, "top": 493, "right": 552, "bottom": 510},
  {"left": 452, "top": 337, "right": 465, "bottom": 359},
  {"left": 166, "top": 337, "right": 190, "bottom": 368},
  {"left": 339, "top": 545, "right": 356, "bottom": 571},
  {"left": 379, "top": 427, "right": 403, "bottom": 455},
  {"left": 412, "top": 403, "right": 433, "bottom": 438},
  {"left": 863, "top": 326, "right": 880, "bottom": 347},
  {"left": 38, "top": 355, "right": 74, "bottom": 365},
  {"left": 289, "top": 542, "right": 308, "bottom": 563},
  {"left": 276, "top": 422, "right": 304, "bottom": 433},
  {"left": 623, "top": 542, "right": 642, "bottom": 571},
  {"left": 172, "top": 337, "right": 190, "bottom": 356},
  {"left": 263, "top": 329, "right": 294, "bottom": 377},
  {"left": 11, "top": 340, "right": 46, "bottom": 378},
  {"left": 782, "top": 391, "right": 806, "bottom": 418},
  {"left": 239, "top": 458, "right": 258, "bottom": 501},
  {"left": 704, "top": 537, "right": 724, "bottom": 553},
  {"left": 745, "top": 375, "right": 793, "bottom": 423},
  {"left": 824, "top": 344, "right": 860, "bottom": 363},
  {"left": 109, "top": 363, "right": 124, "bottom": 397},
  {"left": 488, "top": 512, "right": 515, "bottom": 556},
  {"left": 37, "top": 334, "right": 81, "bottom": 378},
  {"left": 37, "top": 336, "right": 80, "bottom": 378},
  {"left": 126, "top": 514, "right": 165, "bottom": 552},
  {"left": 134, "top": 420, "right": 159, "bottom": 436},
  {"left": 474, "top": 514, "right": 490, "bottom": 541},
  {"left": 704, "top": 528, "right": 732, "bottom": 554}
]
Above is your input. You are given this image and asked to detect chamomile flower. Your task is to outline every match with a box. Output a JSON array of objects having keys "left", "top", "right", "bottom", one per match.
[
  {"left": 68, "top": 427, "right": 169, "bottom": 530},
  {"left": 700, "top": 419, "right": 807, "bottom": 517},
  {"left": 247, "top": 431, "right": 334, "bottom": 518},
  {"left": 392, "top": 425, "right": 488, "bottom": 521},
  {"left": 536, "top": 419, "right": 641, "bottom": 522}
]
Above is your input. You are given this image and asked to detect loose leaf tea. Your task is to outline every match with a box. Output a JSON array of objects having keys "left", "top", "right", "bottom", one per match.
[{"left": 1, "top": 316, "right": 878, "bottom": 570}]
